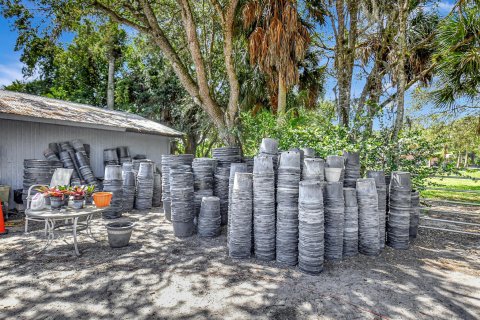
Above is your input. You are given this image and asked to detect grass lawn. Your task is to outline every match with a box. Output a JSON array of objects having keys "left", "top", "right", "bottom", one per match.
[{"left": 421, "top": 169, "right": 480, "bottom": 203}]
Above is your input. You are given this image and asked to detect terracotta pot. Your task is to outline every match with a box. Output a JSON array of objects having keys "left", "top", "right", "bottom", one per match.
[{"left": 93, "top": 192, "right": 112, "bottom": 208}]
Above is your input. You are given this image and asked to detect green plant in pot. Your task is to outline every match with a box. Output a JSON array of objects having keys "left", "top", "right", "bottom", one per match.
[
  {"left": 70, "top": 186, "right": 86, "bottom": 210},
  {"left": 84, "top": 185, "right": 95, "bottom": 205},
  {"left": 58, "top": 185, "right": 71, "bottom": 206},
  {"left": 45, "top": 188, "right": 65, "bottom": 209}
]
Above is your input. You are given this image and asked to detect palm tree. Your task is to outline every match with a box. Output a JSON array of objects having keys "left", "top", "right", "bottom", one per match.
[
  {"left": 431, "top": 4, "right": 480, "bottom": 112},
  {"left": 243, "top": 0, "right": 310, "bottom": 117}
]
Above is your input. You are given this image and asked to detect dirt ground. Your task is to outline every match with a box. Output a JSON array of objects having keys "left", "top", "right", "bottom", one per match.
[{"left": 0, "top": 205, "right": 479, "bottom": 320}]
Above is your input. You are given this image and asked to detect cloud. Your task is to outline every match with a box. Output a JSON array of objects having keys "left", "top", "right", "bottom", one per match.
[
  {"left": 438, "top": 1, "right": 454, "bottom": 12},
  {"left": 0, "top": 63, "right": 23, "bottom": 87}
]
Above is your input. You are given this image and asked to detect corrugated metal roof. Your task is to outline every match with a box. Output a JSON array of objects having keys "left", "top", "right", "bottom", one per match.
[{"left": 0, "top": 90, "right": 184, "bottom": 138}]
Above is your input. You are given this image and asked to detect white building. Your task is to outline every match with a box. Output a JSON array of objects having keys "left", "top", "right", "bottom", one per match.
[{"left": 0, "top": 90, "right": 183, "bottom": 207}]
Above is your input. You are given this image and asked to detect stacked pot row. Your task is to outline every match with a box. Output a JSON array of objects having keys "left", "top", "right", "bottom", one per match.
[
  {"left": 193, "top": 158, "right": 216, "bottom": 219},
  {"left": 228, "top": 173, "right": 253, "bottom": 258},
  {"left": 276, "top": 151, "right": 301, "bottom": 266},
  {"left": 387, "top": 171, "right": 412, "bottom": 249},
  {"left": 103, "top": 165, "right": 123, "bottom": 219},
  {"left": 253, "top": 155, "right": 276, "bottom": 261},
  {"left": 135, "top": 161, "right": 155, "bottom": 210},
  {"left": 213, "top": 147, "right": 242, "bottom": 225},
  {"left": 170, "top": 164, "right": 195, "bottom": 237}
]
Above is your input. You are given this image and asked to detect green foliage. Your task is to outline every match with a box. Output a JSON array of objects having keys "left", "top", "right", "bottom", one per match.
[
  {"left": 240, "top": 106, "right": 452, "bottom": 188},
  {"left": 430, "top": 3, "right": 480, "bottom": 111}
]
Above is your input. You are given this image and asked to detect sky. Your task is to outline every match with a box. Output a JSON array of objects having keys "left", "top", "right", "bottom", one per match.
[{"left": 0, "top": 0, "right": 458, "bottom": 121}]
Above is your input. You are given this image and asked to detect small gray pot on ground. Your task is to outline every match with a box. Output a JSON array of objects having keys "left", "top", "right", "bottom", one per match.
[{"left": 106, "top": 221, "right": 134, "bottom": 248}]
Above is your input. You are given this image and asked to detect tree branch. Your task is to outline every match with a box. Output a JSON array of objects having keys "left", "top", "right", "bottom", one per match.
[
  {"left": 209, "top": 0, "right": 225, "bottom": 25},
  {"left": 92, "top": 1, "right": 150, "bottom": 33}
]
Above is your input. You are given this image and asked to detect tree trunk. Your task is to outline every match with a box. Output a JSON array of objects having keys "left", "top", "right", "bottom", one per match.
[
  {"left": 391, "top": 0, "right": 408, "bottom": 147},
  {"left": 456, "top": 153, "right": 461, "bottom": 168},
  {"left": 107, "top": 56, "right": 115, "bottom": 110},
  {"left": 277, "top": 74, "right": 287, "bottom": 120},
  {"left": 464, "top": 149, "right": 469, "bottom": 168},
  {"left": 183, "top": 133, "right": 198, "bottom": 156}
]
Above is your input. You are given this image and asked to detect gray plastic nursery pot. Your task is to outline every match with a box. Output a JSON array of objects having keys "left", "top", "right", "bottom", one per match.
[
  {"left": 106, "top": 221, "right": 134, "bottom": 248},
  {"left": 172, "top": 220, "right": 195, "bottom": 238},
  {"left": 164, "top": 201, "right": 172, "bottom": 221}
]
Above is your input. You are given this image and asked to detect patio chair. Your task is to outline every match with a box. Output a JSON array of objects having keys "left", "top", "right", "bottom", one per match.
[{"left": 25, "top": 168, "right": 74, "bottom": 233}]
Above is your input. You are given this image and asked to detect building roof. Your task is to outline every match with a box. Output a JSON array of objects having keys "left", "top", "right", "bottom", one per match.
[{"left": 0, "top": 90, "right": 184, "bottom": 138}]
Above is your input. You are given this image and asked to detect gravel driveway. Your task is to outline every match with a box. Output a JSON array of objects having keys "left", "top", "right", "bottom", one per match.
[{"left": 0, "top": 207, "right": 479, "bottom": 319}]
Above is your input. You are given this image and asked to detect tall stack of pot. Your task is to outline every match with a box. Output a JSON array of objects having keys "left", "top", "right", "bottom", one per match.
[
  {"left": 253, "top": 155, "right": 276, "bottom": 261},
  {"left": 323, "top": 181, "right": 345, "bottom": 260},
  {"left": 228, "top": 173, "right": 253, "bottom": 259},
  {"left": 198, "top": 196, "right": 221, "bottom": 238},
  {"left": 228, "top": 163, "right": 248, "bottom": 243},
  {"left": 357, "top": 178, "right": 380, "bottom": 255},
  {"left": 135, "top": 161, "right": 154, "bottom": 210},
  {"left": 152, "top": 173, "right": 162, "bottom": 207},
  {"left": 103, "top": 165, "right": 123, "bottom": 219},
  {"left": 387, "top": 171, "right": 412, "bottom": 249},
  {"left": 170, "top": 164, "right": 195, "bottom": 237},
  {"left": 410, "top": 190, "right": 420, "bottom": 240},
  {"left": 343, "top": 188, "right": 359, "bottom": 257},
  {"left": 276, "top": 151, "right": 301, "bottom": 266},
  {"left": 22, "top": 160, "right": 63, "bottom": 203},
  {"left": 343, "top": 151, "right": 360, "bottom": 188},
  {"left": 367, "top": 170, "right": 387, "bottom": 249},
  {"left": 161, "top": 155, "right": 194, "bottom": 220},
  {"left": 122, "top": 163, "right": 136, "bottom": 212},
  {"left": 298, "top": 181, "right": 325, "bottom": 274},
  {"left": 258, "top": 138, "right": 279, "bottom": 185},
  {"left": 192, "top": 158, "right": 216, "bottom": 218},
  {"left": 212, "top": 147, "right": 242, "bottom": 225}
]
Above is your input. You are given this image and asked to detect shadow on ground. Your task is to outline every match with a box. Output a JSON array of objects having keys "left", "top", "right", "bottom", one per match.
[{"left": 0, "top": 208, "right": 479, "bottom": 319}]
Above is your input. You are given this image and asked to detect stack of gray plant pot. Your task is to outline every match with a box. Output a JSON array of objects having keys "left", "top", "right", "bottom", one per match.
[
  {"left": 103, "top": 165, "right": 123, "bottom": 219},
  {"left": 59, "top": 150, "right": 81, "bottom": 186},
  {"left": 117, "top": 146, "right": 132, "bottom": 165},
  {"left": 22, "top": 159, "right": 63, "bottom": 203},
  {"left": 276, "top": 151, "right": 301, "bottom": 266},
  {"left": 356, "top": 178, "right": 380, "bottom": 255},
  {"left": 410, "top": 190, "right": 420, "bottom": 240},
  {"left": 212, "top": 147, "right": 242, "bottom": 225},
  {"left": 152, "top": 173, "right": 162, "bottom": 207},
  {"left": 343, "top": 151, "right": 360, "bottom": 188},
  {"left": 298, "top": 181, "right": 325, "bottom": 274},
  {"left": 253, "top": 155, "right": 276, "bottom": 261},
  {"left": 170, "top": 164, "right": 195, "bottom": 237},
  {"left": 43, "top": 148, "right": 60, "bottom": 161},
  {"left": 104, "top": 148, "right": 119, "bottom": 166},
  {"left": 72, "top": 139, "right": 89, "bottom": 165},
  {"left": 229, "top": 173, "right": 253, "bottom": 259},
  {"left": 367, "top": 170, "right": 387, "bottom": 249},
  {"left": 192, "top": 158, "right": 216, "bottom": 219},
  {"left": 135, "top": 161, "right": 154, "bottom": 210},
  {"left": 290, "top": 148, "right": 305, "bottom": 175},
  {"left": 198, "top": 196, "right": 221, "bottom": 238},
  {"left": 302, "top": 158, "right": 325, "bottom": 182},
  {"left": 161, "top": 155, "right": 175, "bottom": 220},
  {"left": 122, "top": 163, "right": 136, "bottom": 212},
  {"left": 325, "top": 155, "right": 345, "bottom": 184},
  {"left": 387, "top": 171, "right": 412, "bottom": 249},
  {"left": 323, "top": 181, "right": 345, "bottom": 260},
  {"left": 258, "top": 138, "right": 279, "bottom": 185},
  {"left": 343, "top": 188, "right": 359, "bottom": 257},
  {"left": 243, "top": 157, "right": 254, "bottom": 173},
  {"left": 161, "top": 155, "right": 194, "bottom": 220},
  {"left": 228, "top": 163, "right": 248, "bottom": 243}
]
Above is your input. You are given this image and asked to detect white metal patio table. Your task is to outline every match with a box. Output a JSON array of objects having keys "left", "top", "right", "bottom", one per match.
[{"left": 25, "top": 206, "right": 107, "bottom": 256}]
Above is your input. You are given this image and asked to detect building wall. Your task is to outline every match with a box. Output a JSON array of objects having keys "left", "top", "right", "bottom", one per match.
[{"left": 0, "top": 118, "right": 172, "bottom": 207}]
